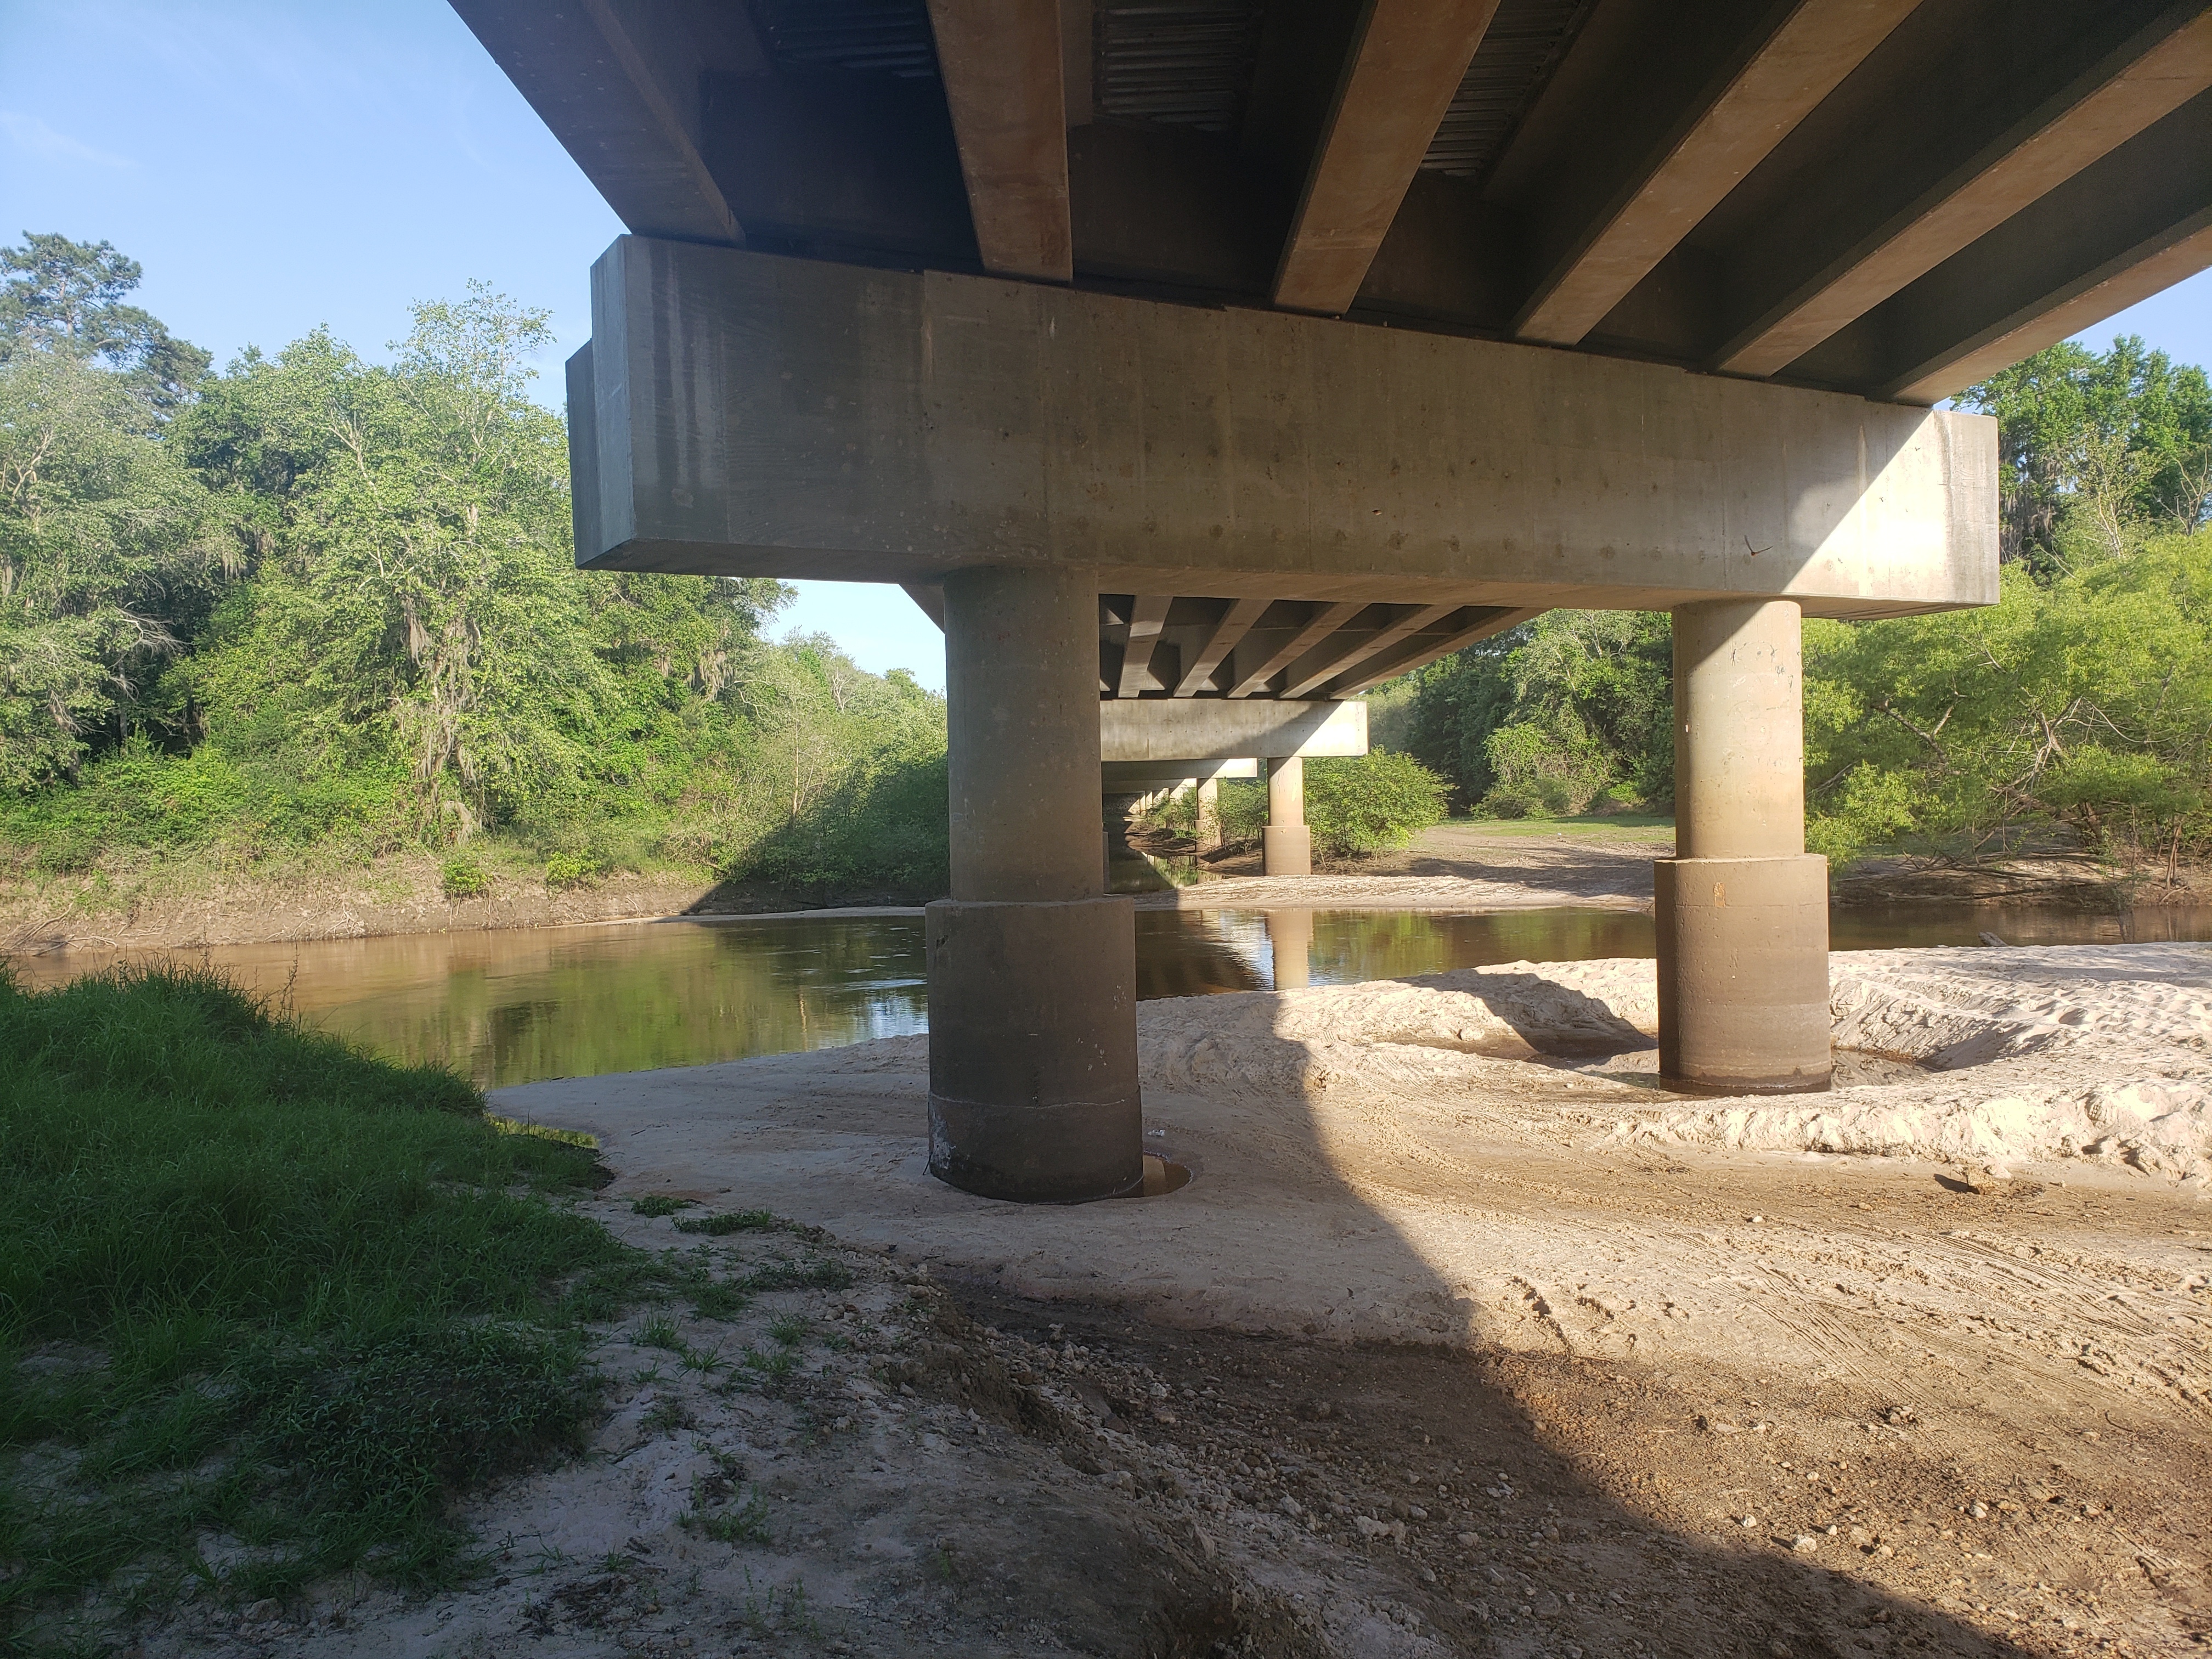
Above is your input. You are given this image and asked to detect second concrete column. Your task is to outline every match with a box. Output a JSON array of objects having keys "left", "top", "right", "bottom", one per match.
[
  {"left": 929, "top": 565, "right": 1143, "bottom": 1201},
  {"left": 1263, "top": 755, "right": 1311, "bottom": 875},
  {"left": 1656, "top": 599, "right": 1831, "bottom": 1093}
]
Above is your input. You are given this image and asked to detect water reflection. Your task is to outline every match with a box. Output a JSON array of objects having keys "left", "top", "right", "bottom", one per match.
[
  {"left": 1830, "top": 899, "right": 2212, "bottom": 950},
  {"left": 10, "top": 899, "right": 2208, "bottom": 1087},
  {"left": 7, "top": 918, "right": 932, "bottom": 1089}
]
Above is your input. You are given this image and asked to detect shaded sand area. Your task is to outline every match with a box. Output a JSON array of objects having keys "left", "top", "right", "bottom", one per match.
[{"left": 169, "top": 946, "right": 2211, "bottom": 1658}]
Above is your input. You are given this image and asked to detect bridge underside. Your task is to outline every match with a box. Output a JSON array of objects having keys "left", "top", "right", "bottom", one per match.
[
  {"left": 902, "top": 588, "right": 1532, "bottom": 702},
  {"left": 455, "top": 0, "right": 2206, "bottom": 1201}
]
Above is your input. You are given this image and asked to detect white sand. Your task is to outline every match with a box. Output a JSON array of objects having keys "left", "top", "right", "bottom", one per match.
[{"left": 496, "top": 944, "right": 2210, "bottom": 1410}]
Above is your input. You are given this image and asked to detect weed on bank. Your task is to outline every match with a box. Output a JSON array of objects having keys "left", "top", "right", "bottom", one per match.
[{"left": 0, "top": 964, "right": 645, "bottom": 1643}]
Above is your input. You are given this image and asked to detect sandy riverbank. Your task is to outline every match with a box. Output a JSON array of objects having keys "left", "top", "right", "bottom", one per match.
[{"left": 135, "top": 943, "right": 2210, "bottom": 1657}]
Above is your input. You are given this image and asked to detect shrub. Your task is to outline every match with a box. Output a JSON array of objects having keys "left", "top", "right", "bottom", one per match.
[
  {"left": 1304, "top": 752, "right": 1449, "bottom": 855},
  {"left": 1478, "top": 723, "right": 1613, "bottom": 818},
  {"left": 1206, "top": 754, "right": 1447, "bottom": 859},
  {"left": 441, "top": 854, "right": 490, "bottom": 899},
  {"left": 1211, "top": 779, "right": 1270, "bottom": 845},
  {"left": 736, "top": 743, "right": 950, "bottom": 899},
  {"left": 545, "top": 850, "right": 608, "bottom": 890}
]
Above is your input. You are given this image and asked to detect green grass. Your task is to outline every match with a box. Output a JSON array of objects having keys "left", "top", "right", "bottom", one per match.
[
  {"left": 0, "top": 963, "right": 640, "bottom": 1640},
  {"left": 673, "top": 1208, "right": 782, "bottom": 1236},
  {"left": 685, "top": 1485, "right": 772, "bottom": 1546}
]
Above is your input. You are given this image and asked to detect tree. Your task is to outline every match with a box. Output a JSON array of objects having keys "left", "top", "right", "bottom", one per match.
[
  {"left": 0, "top": 349, "right": 223, "bottom": 790},
  {"left": 0, "top": 233, "right": 211, "bottom": 419},
  {"left": 2, "top": 245, "right": 949, "bottom": 891},
  {"left": 182, "top": 291, "right": 616, "bottom": 836},
  {"left": 1408, "top": 611, "right": 1672, "bottom": 815},
  {"left": 1804, "top": 532, "right": 2212, "bottom": 866},
  {"left": 1953, "top": 336, "right": 2212, "bottom": 570}
]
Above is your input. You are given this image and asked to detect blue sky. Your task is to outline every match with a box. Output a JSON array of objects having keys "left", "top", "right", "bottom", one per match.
[{"left": 4, "top": 0, "right": 2208, "bottom": 691}]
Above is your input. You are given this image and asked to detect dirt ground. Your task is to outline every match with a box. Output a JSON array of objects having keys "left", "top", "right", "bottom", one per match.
[
  {"left": 0, "top": 855, "right": 717, "bottom": 955},
  {"left": 127, "top": 1179, "right": 2210, "bottom": 1659},
  {"left": 1143, "top": 822, "right": 2212, "bottom": 916},
  {"left": 7, "top": 819, "right": 2198, "bottom": 956},
  {"left": 117, "top": 941, "right": 2205, "bottom": 1659},
  {"left": 0, "top": 854, "right": 943, "bottom": 957},
  {"left": 1131, "top": 822, "right": 1669, "bottom": 913}
]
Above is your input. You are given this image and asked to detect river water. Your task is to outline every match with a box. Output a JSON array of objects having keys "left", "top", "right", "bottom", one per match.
[{"left": 9, "top": 896, "right": 2208, "bottom": 1089}]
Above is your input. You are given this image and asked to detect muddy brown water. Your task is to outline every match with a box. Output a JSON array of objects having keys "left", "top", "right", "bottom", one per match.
[{"left": 8, "top": 900, "right": 2209, "bottom": 1088}]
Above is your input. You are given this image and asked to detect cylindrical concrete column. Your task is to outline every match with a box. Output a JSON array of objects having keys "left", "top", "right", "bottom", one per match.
[
  {"left": 1263, "top": 755, "right": 1311, "bottom": 876},
  {"left": 1657, "top": 599, "right": 1830, "bottom": 1094},
  {"left": 929, "top": 566, "right": 1143, "bottom": 1201}
]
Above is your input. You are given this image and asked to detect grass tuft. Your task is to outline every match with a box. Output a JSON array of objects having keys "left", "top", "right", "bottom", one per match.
[{"left": 673, "top": 1209, "right": 781, "bottom": 1236}]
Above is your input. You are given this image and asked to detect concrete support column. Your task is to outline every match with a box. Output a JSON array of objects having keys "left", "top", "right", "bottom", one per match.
[
  {"left": 1263, "top": 755, "right": 1311, "bottom": 876},
  {"left": 1656, "top": 600, "right": 1831, "bottom": 1094},
  {"left": 929, "top": 566, "right": 1142, "bottom": 1201},
  {"left": 1194, "top": 776, "right": 1222, "bottom": 854}
]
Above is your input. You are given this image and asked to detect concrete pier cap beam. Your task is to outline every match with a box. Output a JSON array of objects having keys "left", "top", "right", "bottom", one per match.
[
  {"left": 933, "top": 565, "right": 1142, "bottom": 1203},
  {"left": 1656, "top": 599, "right": 1831, "bottom": 1096}
]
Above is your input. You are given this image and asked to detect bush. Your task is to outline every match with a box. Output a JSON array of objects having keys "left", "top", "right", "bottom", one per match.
[
  {"left": 1304, "top": 752, "right": 1448, "bottom": 855},
  {"left": 736, "top": 743, "right": 950, "bottom": 899},
  {"left": 544, "top": 850, "right": 607, "bottom": 890},
  {"left": 1218, "top": 780, "right": 1269, "bottom": 842},
  {"left": 1478, "top": 723, "right": 1613, "bottom": 819},
  {"left": 1207, "top": 754, "right": 1447, "bottom": 859},
  {"left": 440, "top": 854, "right": 489, "bottom": 898}
]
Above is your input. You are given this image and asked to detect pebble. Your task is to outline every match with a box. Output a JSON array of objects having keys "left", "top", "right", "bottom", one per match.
[
  {"left": 1100, "top": 1469, "right": 1134, "bottom": 1489},
  {"left": 1968, "top": 1500, "right": 1989, "bottom": 1520},
  {"left": 1739, "top": 1515, "right": 1757, "bottom": 1528},
  {"left": 1791, "top": 1534, "right": 1819, "bottom": 1554},
  {"left": 245, "top": 1599, "right": 283, "bottom": 1623},
  {"left": 1456, "top": 1531, "right": 1481, "bottom": 1547}
]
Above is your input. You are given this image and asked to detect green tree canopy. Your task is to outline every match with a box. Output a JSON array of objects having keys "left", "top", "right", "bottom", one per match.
[
  {"left": 2, "top": 237, "right": 947, "bottom": 899},
  {"left": 0, "top": 339, "right": 223, "bottom": 791},
  {"left": 1408, "top": 611, "right": 1672, "bottom": 816},
  {"left": 1953, "top": 336, "right": 2212, "bottom": 570},
  {"left": 0, "top": 232, "right": 211, "bottom": 419}
]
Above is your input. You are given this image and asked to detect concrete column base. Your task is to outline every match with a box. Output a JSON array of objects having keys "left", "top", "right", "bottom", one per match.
[
  {"left": 1655, "top": 854, "right": 1832, "bottom": 1094},
  {"left": 1263, "top": 825, "right": 1311, "bottom": 876},
  {"left": 925, "top": 895, "right": 1143, "bottom": 1202}
]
